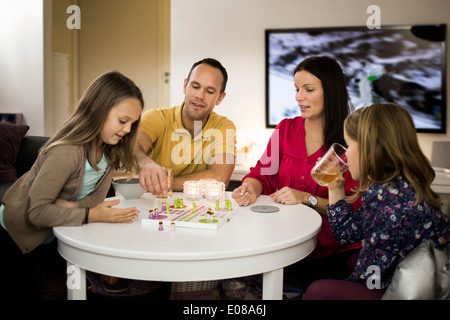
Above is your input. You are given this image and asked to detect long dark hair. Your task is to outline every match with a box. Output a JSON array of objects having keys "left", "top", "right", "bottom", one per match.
[{"left": 294, "top": 56, "right": 352, "bottom": 149}]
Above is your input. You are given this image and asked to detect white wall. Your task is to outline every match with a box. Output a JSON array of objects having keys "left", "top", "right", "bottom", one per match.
[
  {"left": 0, "top": 0, "right": 48, "bottom": 136},
  {"left": 170, "top": 0, "right": 450, "bottom": 161}
]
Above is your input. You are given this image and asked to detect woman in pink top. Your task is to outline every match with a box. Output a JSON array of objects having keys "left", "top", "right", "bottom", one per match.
[{"left": 232, "top": 56, "right": 362, "bottom": 290}]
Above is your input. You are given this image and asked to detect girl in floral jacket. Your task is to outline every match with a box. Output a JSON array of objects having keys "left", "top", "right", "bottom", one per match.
[{"left": 303, "top": 103, "right": 449, "bottom": 300}]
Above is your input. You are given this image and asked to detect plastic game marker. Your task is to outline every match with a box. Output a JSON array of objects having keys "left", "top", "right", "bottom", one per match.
[{"left": 250, "top": 205, "right": 279, "bottom": 214}]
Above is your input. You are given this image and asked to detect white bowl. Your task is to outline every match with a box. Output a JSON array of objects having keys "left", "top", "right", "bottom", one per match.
[{"left": 112, "top": 178, "right": 145, "bottom": 199}]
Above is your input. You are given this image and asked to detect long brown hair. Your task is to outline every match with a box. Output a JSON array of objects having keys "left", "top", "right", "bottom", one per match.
[
  {"left": 42, "top": 71, "right": 144, "bottom": 172},
  {"left": 345, "top": 103, "right": 441, "bottom": 207}
]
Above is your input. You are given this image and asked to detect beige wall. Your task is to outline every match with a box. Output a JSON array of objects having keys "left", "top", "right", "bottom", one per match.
[
  {"left": 77, "top": 0, "right": 166, "bottom": 112},
  {"left": 52, "top": 0, "right": 78, "bottom": 113}
]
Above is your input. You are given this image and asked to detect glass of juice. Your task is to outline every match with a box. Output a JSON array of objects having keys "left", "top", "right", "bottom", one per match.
[
  {"left": 156, "top": 167, "right": 174, "bottom": 198},
  {"left": 311, "top": 143, "right": 349, "bottom": 186}
]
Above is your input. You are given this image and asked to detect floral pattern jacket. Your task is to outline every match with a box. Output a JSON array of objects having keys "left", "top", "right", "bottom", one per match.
[{"left": 327, "top": 175, "right": 450, "bottom": 290}]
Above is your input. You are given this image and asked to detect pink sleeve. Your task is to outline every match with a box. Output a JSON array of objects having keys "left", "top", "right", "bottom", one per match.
[{"left": 243, "top": 125, "right": 281, "bottom": 195}]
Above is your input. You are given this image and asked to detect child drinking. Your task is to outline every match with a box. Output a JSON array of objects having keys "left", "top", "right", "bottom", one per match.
[{"left": 303, "top": 103, "right": 449, "bottom": 300}]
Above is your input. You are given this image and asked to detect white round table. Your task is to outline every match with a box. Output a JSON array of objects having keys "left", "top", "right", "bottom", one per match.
[{"left": 54, "top": 192, "right": 322, "bottom": 300}]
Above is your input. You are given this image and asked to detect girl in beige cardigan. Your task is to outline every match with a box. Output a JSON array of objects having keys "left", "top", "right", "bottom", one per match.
[{"left": 0, "top": 71, "right": 144, "bottom": 299}]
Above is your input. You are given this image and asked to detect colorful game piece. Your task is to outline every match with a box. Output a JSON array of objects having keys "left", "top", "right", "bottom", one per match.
[
  {"left": 170, "top": 198, "right": 187, "bottom": 209},
  {"left": 192, "top": 202, "right": 197, "bottom": 213},
  {"left": 161, "top": 201, "right": 166, "bottom": 211},
  {"left": 154, "top": 207, "right": 159, "bottom": 218},
  {"left": 148, "top": 208, "right": 154, "bottom": 219},
  {"left": 207, "top": 207, "right": 214, "bottom": 221},
  {"left": 225, "top": 200, "right": 232, "bottom": 210},
  {"left": 158, "top": 220, "right": 164, "bottom": 231},
  {"left": 165, "top": 205, "right": 171, "bottom": 214},
  {"left": 215, "top": 200, "right": 220, "bottom": 211}
]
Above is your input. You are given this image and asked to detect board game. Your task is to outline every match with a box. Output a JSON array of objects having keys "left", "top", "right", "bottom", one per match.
[{"left": 141, "top": 197, "right": 239, "bottom": 230}]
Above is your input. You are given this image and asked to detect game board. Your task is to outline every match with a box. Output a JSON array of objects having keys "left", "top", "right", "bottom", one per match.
[{"left": 141, "top": 198, "right": 239, "bottom": 230}]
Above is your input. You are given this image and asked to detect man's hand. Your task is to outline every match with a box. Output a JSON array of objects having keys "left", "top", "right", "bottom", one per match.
[{"left": 138, "top": 161, "right": 168, "bottom": 197}]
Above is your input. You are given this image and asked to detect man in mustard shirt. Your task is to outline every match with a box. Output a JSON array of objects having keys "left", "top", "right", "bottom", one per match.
[{"left": 134, "top": 58, "right": 236, "bottom": 197}]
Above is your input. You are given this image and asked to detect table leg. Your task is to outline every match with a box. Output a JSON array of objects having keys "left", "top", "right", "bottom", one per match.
[
  {"left": 262, "top": 268, "right": 283, "bottom": 300},
  {"left": 66, "top": 262, "right": 87, "bottom": 300}
]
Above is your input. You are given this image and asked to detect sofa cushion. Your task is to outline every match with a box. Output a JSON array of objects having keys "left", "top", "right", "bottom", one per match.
[
  {"left": 382, "top": 241, "right": 435, "bottom": 300},
  {"left": 15, "top": 136, "right": 49, "bottom": 177},
  {"left": 382, "top": 240, "right": 450, "bottom": 300},
  {"left": 0, "top": 123, "right": 29, "bottom": 183}
]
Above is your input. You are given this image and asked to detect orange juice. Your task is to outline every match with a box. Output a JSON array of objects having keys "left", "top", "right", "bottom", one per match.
[{"left": 311, "top": 171, "right": 342, "bottom": 186}]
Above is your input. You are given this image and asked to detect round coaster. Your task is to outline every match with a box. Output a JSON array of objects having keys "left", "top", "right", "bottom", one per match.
[{"left": 250, "top": 205, "right": 280, "bottom": 213}]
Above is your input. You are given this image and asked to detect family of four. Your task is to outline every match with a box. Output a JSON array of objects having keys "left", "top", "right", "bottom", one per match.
[{"left": 1, "top": 56, "right": 448, "bottom": 300}]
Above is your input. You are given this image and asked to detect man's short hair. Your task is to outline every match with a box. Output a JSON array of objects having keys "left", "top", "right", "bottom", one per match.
[{"left": 186, "top": 58, "right": 228, "bottom": 94}]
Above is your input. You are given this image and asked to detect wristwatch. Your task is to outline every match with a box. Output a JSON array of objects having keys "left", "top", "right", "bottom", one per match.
[{"left": 308, "top": 194, "right": 318, "bottom": 208}]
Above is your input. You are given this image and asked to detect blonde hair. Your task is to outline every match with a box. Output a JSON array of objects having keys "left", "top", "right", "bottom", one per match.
[
  {"left": 345, "top": 103, "right": 441, "bottom": 207},
  {"left": 42, "top": 71, "right": 144, "bottom": 173}
]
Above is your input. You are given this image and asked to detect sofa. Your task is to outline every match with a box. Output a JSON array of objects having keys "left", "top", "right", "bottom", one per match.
[{"left": 0, "top": 123, "right": 49, "bottom": 201}]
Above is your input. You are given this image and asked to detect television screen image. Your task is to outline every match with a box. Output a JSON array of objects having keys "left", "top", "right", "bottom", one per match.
[{"left": 265, "top": 24, "right": 446, "bottom": 133}]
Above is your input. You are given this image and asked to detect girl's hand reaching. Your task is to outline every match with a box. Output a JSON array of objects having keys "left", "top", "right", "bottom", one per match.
[{"left": 88, "top": 199, "right": 139, "bottom": 223}]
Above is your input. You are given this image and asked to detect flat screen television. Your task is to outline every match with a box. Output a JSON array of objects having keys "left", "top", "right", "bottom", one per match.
[{"left": 265, "top": 24, "right": 447, "bottom": 133}]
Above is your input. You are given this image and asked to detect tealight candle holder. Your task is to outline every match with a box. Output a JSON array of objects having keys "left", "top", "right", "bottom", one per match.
[
  {"left": 183, "top": 180, "right": 203, "bottom": 201},
  {"left": 204, "top": 180, "right": 225, "bottom": 202}
]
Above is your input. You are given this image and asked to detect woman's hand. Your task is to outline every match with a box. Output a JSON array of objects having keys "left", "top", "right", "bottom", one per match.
[
  {"left": 231, "top": 182, "right": 258, "bottom": 206},
  {"left": 270, "top": 187, "right": 309, "bottom": 205},
  {"left": 88, "top": 199, "right": 139, "bottom": 223}
]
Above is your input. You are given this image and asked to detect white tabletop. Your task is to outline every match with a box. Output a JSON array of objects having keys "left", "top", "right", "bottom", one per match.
[{"left": 54, "top": 192, "right": 322, "bottom": 299}]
